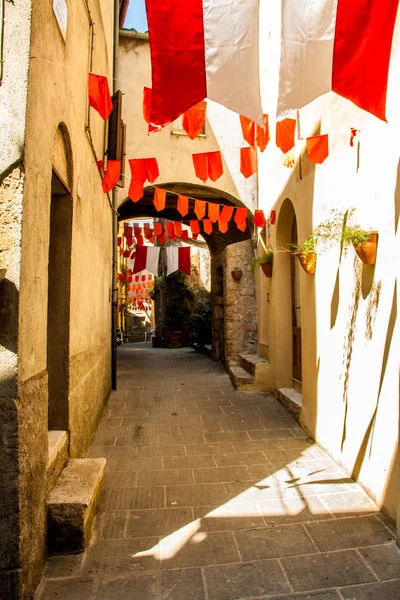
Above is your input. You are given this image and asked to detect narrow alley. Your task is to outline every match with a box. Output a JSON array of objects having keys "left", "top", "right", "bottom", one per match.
[{"left": 36, "top": 346, "right": 400, "bottom": 600}]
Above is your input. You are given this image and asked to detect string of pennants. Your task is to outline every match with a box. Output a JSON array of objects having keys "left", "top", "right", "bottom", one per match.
[{"left": 88, "top": 74, "right": 358, "bottom": 197}]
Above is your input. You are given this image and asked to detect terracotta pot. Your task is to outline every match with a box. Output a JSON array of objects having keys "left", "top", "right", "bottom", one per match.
[
  {"left": 123, "top": 334, "right": 129, "bottom": 343},
  {"left": 261, "top": 262, "right": 273, "bottom": 277},
  {"left": 231, "top": 269, "right": 242, "bottom": 281},
  {"left": 295, "top": 251, "right": 316, "bottom": 275},
  {"left": 168, "top": 331, "right": 183, "bottom": 347},
  {"left": 353, "top": 231, "right": 378, "bottom": 265}
]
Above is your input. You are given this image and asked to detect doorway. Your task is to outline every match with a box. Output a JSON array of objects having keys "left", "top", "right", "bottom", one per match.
[
  {"left": 291, "top": 216, "right": 302, "bottom": 384},
  {"left": 47, "top": 170, "right": 73, "bottom": 430}
]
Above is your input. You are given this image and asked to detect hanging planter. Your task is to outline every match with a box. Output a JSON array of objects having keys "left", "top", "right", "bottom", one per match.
[
  {"left": 261, "top": 262, "right": 273, "bottom": 277},
  {"left": 352, "top": 231, "right": 378, "bottom": 265},
  {"left": 251, "top": 248, "right": 274, "bottom": 278},
  {"left": 231, "top": 267, "right": 243, "bottom": 281},
  {"left": 295, "top": 251, "right": 316, "bottom": 275}
]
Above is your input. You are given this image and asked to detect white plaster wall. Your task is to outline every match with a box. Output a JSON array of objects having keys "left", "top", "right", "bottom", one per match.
[
  {"left": 117, "top": 35, "right": 257, "bottom": 211},
  {"left": 257, "top": 3, "right": 400, "bottom": 520}
]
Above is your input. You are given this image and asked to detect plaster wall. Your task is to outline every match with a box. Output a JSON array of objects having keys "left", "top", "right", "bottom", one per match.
[
  {"left": 117, "top": 34, "right": 257, "bottom": 212},
  {"left": 1, "top": 1, "right": 114, "bottom": 596},
  {"left": 257, "top": 3, "right": 400, "bottom": 525}
]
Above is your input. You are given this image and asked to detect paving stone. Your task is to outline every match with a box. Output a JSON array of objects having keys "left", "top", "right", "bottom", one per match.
[
  {"left": 215, "top": 452, "right": 269, "bottom": 467},
  {"left": 259, "top": 495, "right": 334, "bottom": 525},
  {"left": 43, "top": 554, "right": 84, "bottom": 579},
  {"left": 166, "top": 484, "right": 227, "bottom": 507},
  {"left": 134, "top": 445, "right": 187, "bottom": 458},
  {"left": 193, "top": 466, "right": 251, "bottom": 484},
  {"left": 96, "top": 511, "right": 127, "bottom": 539},
  {"left": 39, "top": 579, "right": 95, "bottom": 600},
  {"left": 339, "top": 580, "right": 400, "bottom": 600},
  {"left": 220, "top": 420, "right": 265, "bottom": 432},
  {"left": 194, "top": 504, "right": 266, "bottom": 532},
  {"left": 105, "top": 457, "right": 163, "bottom": 472},
  {"left": 271, "top": 594, "right": 340, "bottom": 600},
  {"left": 179, "top": 423, "right": 223, "bottom": 434},
  {"left": 205, "top": 559, "right": 289, "bottom": 600},
  {"left": 248, "top": 429, "right": 296, "bottom": 440},
  {"left": 161, "top": 568, "right": 205, "bottom": 600},
  {"left": 317, "top": 491, "right": 377, "bottom": 517},
  {"left": 185, "top": 442, "right": 235, "bottom": 455},
  {"left": 235, "top": 525, "right": 316, "bottom": 560},
  {"left": 161, "top": 531, "right": 240, "bottom": 569},
  {"left": 83, "top": 537, "right": 161, "bottom": 576},
  {"left": 358, "top": 543, "right": 400, "bottom": 580},
  {"left": 138, "top": 469, "right": 194, "bottom": 487},
  {"left": 232, "top": 440, "right": 283, "bottom": 453},
  {"left": 164, "top": 455, "right": 217, "bottom": 470},
  {"left": 277, "top": 438, "right": 315, "bottom": 450},
  {"left": 281, "top": 550, "right": 376, "bottom": 591},
  {"left": 96, "top": 573, "right": 160, "bottom": 600},
  {"left": 158, "top": 433, "right": 205, "bottom": 445},
  {"left": 305, "top": 515, "right": 394, "bottom": 551},
  {"left": 204, "top": 431, "right": 251, "bottom": 443},
  {"left": 103, "top": 472, "right": 138, "bottom": 488},
  {"left": 101, "top": 487, "right": 165, "bottom": 511},
  {"left": 126, "top": 508, "right": 193, "bottom": 538}
]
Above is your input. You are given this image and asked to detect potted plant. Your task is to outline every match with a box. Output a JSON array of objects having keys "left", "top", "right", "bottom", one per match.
[
  {"left": 251, "top": 248, "right": 274, "bottom": 277},
  {"left": 292, "top": 235, "right": 316, "bottom": 275},
  {"left": 231, "top": 266, "right": 243, "bottom": 281},
  {"left": 161, "top": 271, "right": 194, "bottom": 347},
  {"left": 343, "top": 226, "right": 378, "bottom": 265},
  {"left": 189, "top": 292, "right": 212, "bottom": 347}
]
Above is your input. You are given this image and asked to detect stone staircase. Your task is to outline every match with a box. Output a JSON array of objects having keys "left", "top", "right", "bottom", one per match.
[
  {"left": 228, "top": 353, "right": 271, "bottom": 391},
  {"left": 46, "top": 431, "right": 105, "bottom": 555}
]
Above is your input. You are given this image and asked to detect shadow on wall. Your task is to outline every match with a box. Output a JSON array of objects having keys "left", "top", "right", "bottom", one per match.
[{"left": 0, "top": 277, "right": 18, "bottom": 355}]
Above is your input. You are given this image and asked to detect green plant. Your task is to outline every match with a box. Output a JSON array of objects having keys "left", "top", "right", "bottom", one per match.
[
  {"left": 232, "top": 266, "right": 242, "bottom": 272},
  {"left": 161, "top": 271, "right": 194, "bottom": 332},
  {"left": 148, "top": 275, "right": 165, "bottom": 300},
  {"left": 342, "top": 226, "right": 372, "bottom": 247},
  {"left": 251, "top": 248, "right": 274, "bottom": 272},
  {"left": 311, "top": 208, "right": 372, "bottom": 251},
  {"left": 291, "top": 235, "right": 315, "bottom": 258},
  {"left": 189, "top": 293, "right": 212, "bottom": 346}
]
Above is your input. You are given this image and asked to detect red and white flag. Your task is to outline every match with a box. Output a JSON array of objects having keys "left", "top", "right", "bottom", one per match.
[
  {"left": 278, "top": 0, "right": 399, "bottom": 121},
  {"left": 145, "top": 0, "right": 263, "bottom": 132},
  {"left": 133, "top": 246, "right": 160, "bottom": 275},
  {"left": 167, "top": 247, "right": 191, "bottom": 276}
]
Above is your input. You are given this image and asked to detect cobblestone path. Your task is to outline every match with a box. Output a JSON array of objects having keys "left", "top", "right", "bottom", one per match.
[{"left": 37, "top": 345, "right": 400, "bottom": 600}]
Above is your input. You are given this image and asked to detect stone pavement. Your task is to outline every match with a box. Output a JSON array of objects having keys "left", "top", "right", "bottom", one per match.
[{"left": 36, "top": 345, "right": 400, "bottom": 600}]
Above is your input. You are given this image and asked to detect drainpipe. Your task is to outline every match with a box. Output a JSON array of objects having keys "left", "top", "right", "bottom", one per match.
[{"left": 111, "top": 0, "right": 119, "bottom": 390}]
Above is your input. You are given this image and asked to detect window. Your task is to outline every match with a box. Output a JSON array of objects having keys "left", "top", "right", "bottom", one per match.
[{"left": 171, "top": 115, "right": 206, "bottom": 137}]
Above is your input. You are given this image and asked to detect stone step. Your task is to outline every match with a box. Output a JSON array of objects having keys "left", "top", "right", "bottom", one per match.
[
  {"left": 47, "top": 431, "right": 69, "bottom": 494},
  {"left": 276, "top": 387, "right": 303, "bottom": 421},
  {"left": 47, "top": 458, "right": 106, "bottom": 555},
  {"left": 228, "top": 364, "right": 254, "bottom": 387},
  {"left": 239, "top": 353, "right": 269, "bottom": 376}
]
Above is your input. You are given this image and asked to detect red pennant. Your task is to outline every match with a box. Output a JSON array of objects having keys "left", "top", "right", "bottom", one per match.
[
  {"left": 123, "top": 249, "right": 130, "bottom": 258},
  {"left": 177, "top": 195, "right": 189, "bottom": 217},
  {"left": 240, "top": 147, "right": 257, "bottom": 178},
  {"left": 144, "top": 223, "right": 151, "bottom": 238},
  {"left": 88, "top": 73, "right": 113, "bottom": 120},
  {"left": 174, "top": 222, "right": 183, "bottom": 237},
  {"left": 130, "top": 251, "right": 136, "bottom": 259},
  {"left": 234, "top": 207, "right": 247, "bottom": 232},
  {"left": 194, "top": 199, "right": 206, "bottom": 220},
  {"left": 220, "top": 205, "right": 234, "bottom": 223},
  {"left": 154, "top": 222, "right": 163, "bottom": 238},
  {"left": 166, "top": 222, "right": 175, "bottom": 238},
  {"left": 207, "top": 151, "right": 223, "bottom": 182},
  {"left": 192, "top": 233, "right": 199, "bottom": 241},
  {"left": 119, "top": 248, "right": 123, "bottom": 256},
  {"left": 182, "top": 230, "right": 189, "bottom": 242},
  {"left": 117, "top": 237, "right": 122, "bottom": 247},
  {"left": 350, "top": 128, "right": 358, "bottom": 147},
  {"left": 148, "top": 274, "right": 153, "bottom": 281},
  {"left": 134, "top": 225, "right": 142, "bottom": 238},
  {"left": 126, "top": 237, "right": 133, "bottom": 247},
  {"left": 124, "top": 224, "right": 133, "bottom": 238},
  {"left": 240, "top": 115, "right": 256, "bottom": 146},
  {"left": 153, "top": 187, "right": 166, "bottom": 211},
  {"left": 208, "top": 203, "right": 220, "bottom": 223},
  {"left": 136, "top": 235, "right": 144, "bottom": 247},
  {"left": 276, "top": 118, "right": 296, "bottom": 154},
  {"left": 96, "top": 160, "right": 104, "bottom": 173},
  {"left": 145, "top": 158, "right": 159, "bottom": 183},
  {"left": 254, "top": 210, "right": 267, "bottom": 229},
  {"left": 158, "top": 233, "right": 166, "bottom": 244},
  {"left": 182, "top": 100, "right": 207, "bottom": 140},
  {"left": 256, "top": 115, "right": 270, "bottom": 153},
  {"left": 143, "top": 87, "right": 152, "bottom": 124},
  {"left": 192, "top": 153, "right": 208, "bottom": 182},
  {"left": 203, "top": 219, "right": 213, "bottom": 234},
  {"left": 142, "top": 275, "right": 146, "bottom": 282},
  {"left": 307, "top": 134, "right": 329, "bottom": 164},
  {"left": 190, "top": 221, "right": 200, "bottom": 235},
  {"left": 102, "top": 160, "right": 121, "bottom": 192},
  {"left": 218, "top": 219, "right": 229, "bottom": 233}
]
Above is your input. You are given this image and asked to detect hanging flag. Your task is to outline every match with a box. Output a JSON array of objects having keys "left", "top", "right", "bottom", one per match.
[
  {"left": 141, "top": 275, "right": 146, "bottom": 282},
  {"left": 130, "top": 251, "right": 136, "bottom": 259},
  {"left": 350, "top": 128, "right": 359, "bottom": 147},
  {"left": 88, "top": 73, "right": 113, "bottom": 120},
  {"left": 96, "top": 160, "right": 104, "bottom": 173},
  {"left": 154, "top": 222, "right": 163, "bottom": 238},
  {"left": 276, "top": 119, "right": 296, "bottom": 154},
  {"left": 194, "top": 200, "right": 206, "bottom": 220},
  {"left": 167, "top": 247, "right": 191, "bottom": 276},
  {"left": 145, "top": 0, "right": 263, "bottom": 132},
  {"left": 208, "top": 203, "right": 220, "bottom": 223},
  {"left": 190, "top": 220, "right": 201, "bottom": 235},
  {"left": 220, "top": 205, "right": 234, "bottom": 224},
  {"left": 174, "top": 222, "right": 183, "bottom": 238},
  {"left": 124, "top": 223, "right": 133, "bottom": 239},
  {"left": 307, "top": 134, "right": 329, "bottom": 164},
  {"left": 148, "top": 274, "right": 153, "bottom": 281},
  {"left": 278, "top": 0, "right": 398, "bottom": 121},
  {"left": 192, "top": 234, "right": 199, "bottom": 241},
  {"left": 129, "top": 158, "right": 160, "bottom": 203},
  {"left": 134, "top": 225, "right": 142, "bottom": 238},
  {"left": 182, "top": 101, "right": 207, "bottom": 140},
  {"left": 234, "top": 207, "right": 248, "bottom": 232},
  {"left": 136, "top": 235, "right": 144, "bottom": 247},
  {"left": 192, "top": 152, "right": 223, "bottom": 182},
  {"left": 256, "top": 115, "right": 270, "bottom": 153},
  {"left": 192, "top": 154, "right": 208, "bottom": 183},
  {"left": 240, "top": 147, "right": 257, "bottom": 178},
  {"left": 203, "top": 219, "right": 213, "bottom": 234},
  {"left": 123, "top": 249, "right": 130, "bottom": 258},
  {"left": 153, "top": 188, "right": 166, "bottom": 211},
  {"left": 240, "top": 115, "right": 256, "bottom": 147},
  {"left": 218, "top": 219, "right": 229, "bottom": 233},
  {"left": 102, "top": 160, "right": 121, "bottom": 193},
  {"left": 143, "top": 87, "right": 152, "bottom": 124},
  {"left": 158, "top": 233, "right": 166, "bottom": 245},
  {"left": 254, "top": 210, "right": 267, "bottom": 229},
  {"left": 166, "top": 222, "right": 175, "bottom": 239},
  {"left": 126, "top": 236, "right": 133, "bottom": 247},
  {"left": 177, "top": 195, "right": 189, "bottom": 217},
  {"left": 133, "top": 246, "right": 161, "bottom": 275},
  {"left": 117, "top": 237, "right": 122, "bottom": 247},
  {"left": 182, "top": 230, "right": 189, "bottom": 242}
]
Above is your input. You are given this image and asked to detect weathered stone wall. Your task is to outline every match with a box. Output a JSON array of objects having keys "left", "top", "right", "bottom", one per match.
[{"left": 223, "top": 240, "right": 258, "bottom": 363}]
